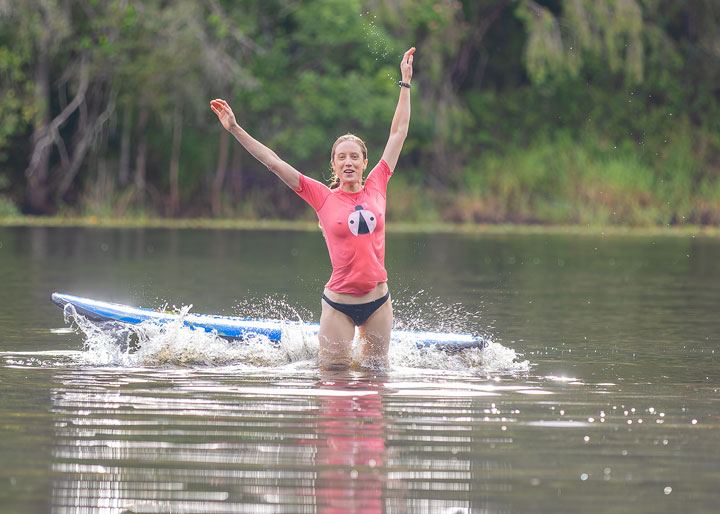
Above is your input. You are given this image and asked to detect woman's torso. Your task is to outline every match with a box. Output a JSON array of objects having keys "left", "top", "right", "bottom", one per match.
[{"left": 294, "top": 160, "right": 394, "bottom": 298}]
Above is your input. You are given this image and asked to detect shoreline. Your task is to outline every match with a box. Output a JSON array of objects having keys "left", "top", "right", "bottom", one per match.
[{"left": 1, "top": 215, "right": 719, "bottom": 238}]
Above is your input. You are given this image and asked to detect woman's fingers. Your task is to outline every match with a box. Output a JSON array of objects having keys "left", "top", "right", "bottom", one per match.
[
  {"left": 210, "top": 99, "right": 234, "bottom": 120},
  {"left": 403, "top": 47, "right": 415, "bottom": 63},
  {"left": 210, "top": 104, "right": 222, "bottom": 117},
  {"left": 210, "top": 99, "right": 229, "bottom": 110}
]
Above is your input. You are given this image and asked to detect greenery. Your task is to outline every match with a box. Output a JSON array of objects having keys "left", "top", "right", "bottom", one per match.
[
  {"left": 1, "top": 0, "right": 719, "bottom": 227},
  {"left": 4, "top": 214, "right": 719, "bottom": 239}
]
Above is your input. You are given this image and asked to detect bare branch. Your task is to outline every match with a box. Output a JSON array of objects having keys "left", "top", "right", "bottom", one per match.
[
  {"left": 56, "top": 89, "right": 117, "bottom": 198},
  {"left": 25, "top": 55, "right": 90, "bottom": 178}
]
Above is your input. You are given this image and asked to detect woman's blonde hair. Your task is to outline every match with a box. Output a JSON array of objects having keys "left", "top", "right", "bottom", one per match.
[{"left": 328, "top": 134, "right": 368, "bottom": 189}]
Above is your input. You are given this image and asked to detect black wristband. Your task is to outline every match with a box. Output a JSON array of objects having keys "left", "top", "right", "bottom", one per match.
[{"left": 398, "top": 81, "right": 411, "bottom": 89}]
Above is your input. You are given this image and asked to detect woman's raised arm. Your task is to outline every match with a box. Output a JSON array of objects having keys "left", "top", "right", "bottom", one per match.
[
  {"left": 381, "top": 47, "right": 415, "bottom": 171},
  {"left": 210, "top": 99, "right": 300, "bottom": 190}
]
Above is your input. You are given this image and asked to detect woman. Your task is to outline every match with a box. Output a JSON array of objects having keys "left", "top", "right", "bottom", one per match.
[{"left": 211, "top": 47, "right": 415, "bottom": 370}]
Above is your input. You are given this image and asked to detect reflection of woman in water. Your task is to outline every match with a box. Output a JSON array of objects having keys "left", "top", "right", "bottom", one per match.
[
  {"left": 211, "top": 48, "right": 415, "bottom": 370},
  {"left": 304, "top": 375, "right": 387, "bottom": 513}
]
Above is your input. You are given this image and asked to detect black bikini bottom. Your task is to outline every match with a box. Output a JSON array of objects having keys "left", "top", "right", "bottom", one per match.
[{"left": 322, "top": 291, "right": 390, "bottom": 326}]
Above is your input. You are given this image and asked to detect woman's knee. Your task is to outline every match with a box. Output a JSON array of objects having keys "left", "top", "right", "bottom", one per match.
[
  {"left": 318, "top": 334, "right": 352, "bottom": 370},
  {"left": 321, "top": 361, "right": 351, "bottom": 371}
]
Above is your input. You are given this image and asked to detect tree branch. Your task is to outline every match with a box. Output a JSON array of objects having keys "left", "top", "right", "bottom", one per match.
[
  {"left": 56, "top": 88, "right": 117, "bottom": 198},
  {"left": 25, "top": 55, "right": 90, "bottom": 178}
]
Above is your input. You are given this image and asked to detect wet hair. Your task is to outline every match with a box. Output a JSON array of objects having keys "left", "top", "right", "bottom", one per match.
[{"left": 328, "top": 134, "right": 368, "bottom": 189}]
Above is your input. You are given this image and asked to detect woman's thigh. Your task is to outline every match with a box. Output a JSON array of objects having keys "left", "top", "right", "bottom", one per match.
[
  {"left": 357, "top": 297, "right": 393, "bottom": 367},
  {"left": 318, "top": 299, "right": 356, "bottom": 370}
]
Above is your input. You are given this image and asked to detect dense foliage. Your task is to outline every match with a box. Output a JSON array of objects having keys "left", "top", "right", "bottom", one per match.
[{"left": 1, "top": 0, "right": 719, "bottom": 225}]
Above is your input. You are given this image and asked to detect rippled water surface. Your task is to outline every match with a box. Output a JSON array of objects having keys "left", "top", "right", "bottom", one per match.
[{"left": 0, "top": 226, "right": 718, "bottom": 513}]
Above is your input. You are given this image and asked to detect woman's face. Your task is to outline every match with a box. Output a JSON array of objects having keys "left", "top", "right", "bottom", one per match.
[{"left": 332, "top": 140, "right": 367, "bottom": 190}]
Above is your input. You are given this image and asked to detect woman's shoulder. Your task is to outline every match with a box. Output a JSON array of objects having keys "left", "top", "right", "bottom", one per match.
[
  {"left": 297, "top": 172, "right": 331, "bottom": 191},
  {"left": 295, "top": 172, "right": 332, "bottom": 210},
  {"left": 364, "top": 159, "right": 393, "bottom": 190}
]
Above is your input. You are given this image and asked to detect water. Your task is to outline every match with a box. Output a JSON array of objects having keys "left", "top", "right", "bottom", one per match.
[{"left": 1, "top": 226, "right": 718, "bottom": 513}]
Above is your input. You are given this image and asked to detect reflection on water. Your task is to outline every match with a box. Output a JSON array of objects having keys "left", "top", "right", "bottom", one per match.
[
  {"left": 35, "top": 359, "right": 718, "bottom": 514},
  {"left": 50, "top": 369, "right": 513, "bottom": 513},
  {"left": 305, "top": 378, "right": 387, "bottom": 513}
]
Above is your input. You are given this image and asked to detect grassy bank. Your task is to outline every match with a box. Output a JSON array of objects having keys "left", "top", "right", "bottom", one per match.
[{"left": 2, "top": 214, "right": 719, "bottom": 238}]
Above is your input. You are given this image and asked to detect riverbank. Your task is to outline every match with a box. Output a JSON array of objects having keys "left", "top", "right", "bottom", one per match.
[{"left": 2, "top": 215, "right": 719, "bottom": 238}]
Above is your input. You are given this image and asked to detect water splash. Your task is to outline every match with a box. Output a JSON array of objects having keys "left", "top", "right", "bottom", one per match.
[
  {"left": 389, "top": 340, "right": 529, "bottom": 375},
  {"left": 359, "top": 10, "right": 399, "bottom": 83},
  {"left": 233, "top": 294, "right": 313, "bottom": 324},
  {"left": 58, "top": 296, "right": 528, "bottom": 375},
  {"left": 63, "top": 303, "right": 316, "bottom": 368},
  {"left": 392, "top": 288, "right": 486, "bottom": 335}
]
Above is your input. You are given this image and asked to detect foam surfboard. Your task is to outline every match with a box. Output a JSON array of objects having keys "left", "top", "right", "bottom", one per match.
[{"left": 51, "top": 292, "right": 487, "bottom": 351}]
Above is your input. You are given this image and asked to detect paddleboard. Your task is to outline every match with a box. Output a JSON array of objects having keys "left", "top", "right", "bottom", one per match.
[{"left": 51, "top": 292, "right": 487, "bottom": 352}]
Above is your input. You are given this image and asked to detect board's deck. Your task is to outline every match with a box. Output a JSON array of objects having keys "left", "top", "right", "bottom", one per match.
[{"left": 51, "top": 292, "right": 486, "bottom": 351}]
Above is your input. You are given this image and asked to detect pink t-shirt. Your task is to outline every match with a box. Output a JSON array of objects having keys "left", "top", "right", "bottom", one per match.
[{"left": 294, "top": 159, "right": 393, "bottom": 296}]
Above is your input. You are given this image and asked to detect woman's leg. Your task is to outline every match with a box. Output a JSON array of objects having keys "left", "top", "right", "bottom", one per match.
[
  {"left": 357, "top": 296, "right": 393, "bottom": 368},
  {"left": 318, "top": 298, "right": 356, "bottom": 370}
]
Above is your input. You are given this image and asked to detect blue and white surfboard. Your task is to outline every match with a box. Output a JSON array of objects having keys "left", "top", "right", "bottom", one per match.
[{"left": 51, "top": 293, "right": 486, "bottom": 351}]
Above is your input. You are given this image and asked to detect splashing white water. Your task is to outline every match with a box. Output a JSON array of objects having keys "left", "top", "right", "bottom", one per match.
[
  {"left": 61, "top": 299, "right": 528, "bottom": 374},
  {"left": 392, "top": 288, "right": 486, "bottom": 334},
  {"left": 63, "top": 304, "right": 316, "bottom": 368},
  {"left": 388, "top": 340, "right": 528, "bottom": 375}
]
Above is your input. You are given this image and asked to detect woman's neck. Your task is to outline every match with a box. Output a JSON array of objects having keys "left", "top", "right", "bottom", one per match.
[{"left": 339, "top": 183, "right": 362, "bottom": 193}]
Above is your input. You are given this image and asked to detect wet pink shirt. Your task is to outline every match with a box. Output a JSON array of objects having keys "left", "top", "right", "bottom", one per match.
[{"left": 294, "top": 159, "right": 393, "bottom": 296}]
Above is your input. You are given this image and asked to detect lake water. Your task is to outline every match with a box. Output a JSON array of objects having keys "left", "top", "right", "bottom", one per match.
[{"left": 0, "top": 226, "right": 718, "bottom": 513}]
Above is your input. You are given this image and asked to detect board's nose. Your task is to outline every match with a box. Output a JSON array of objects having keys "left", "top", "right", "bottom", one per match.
[{"left": 51, "top": 292, "right": 68, "bottom": 308}]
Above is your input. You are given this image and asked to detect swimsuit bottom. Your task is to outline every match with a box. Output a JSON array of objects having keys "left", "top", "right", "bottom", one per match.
[{"left": 322, "top": 291, "right": 390, "bottom": 326}]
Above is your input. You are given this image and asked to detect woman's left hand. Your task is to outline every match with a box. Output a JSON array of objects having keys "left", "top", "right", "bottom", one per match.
[{"left": 401, "top": 47, "right": 415, "bottom": 83}]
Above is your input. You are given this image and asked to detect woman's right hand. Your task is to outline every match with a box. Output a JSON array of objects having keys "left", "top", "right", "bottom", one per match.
[{"left": 210, "top": 99, "right": 238, "bottom": 132}]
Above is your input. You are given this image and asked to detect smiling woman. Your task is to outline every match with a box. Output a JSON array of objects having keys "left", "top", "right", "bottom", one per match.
[
  {"left": 328, "top": 134, "right": 368, "bottom": 190},
  {"left": 210, "top": 47, "right": 416, "bottom": 370}
]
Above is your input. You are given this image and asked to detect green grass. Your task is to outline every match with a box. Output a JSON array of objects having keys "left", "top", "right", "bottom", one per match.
[
  {"left": 2, "top": 214, "right": 719, "bottom": 238},
  {"left": 439, "top": 127, "right": 720, "bottom": 227}
]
